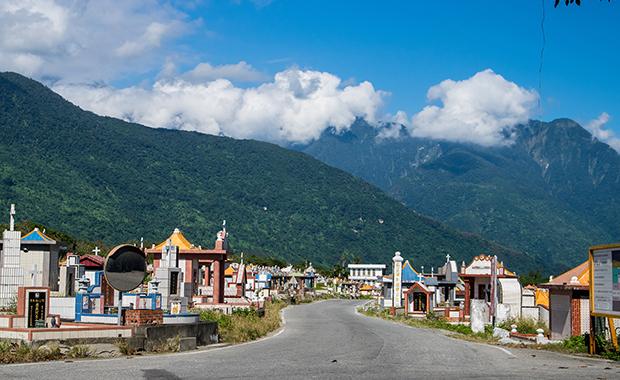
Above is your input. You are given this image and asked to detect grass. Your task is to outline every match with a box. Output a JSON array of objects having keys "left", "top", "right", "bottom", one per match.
[
  {"left": 194, "top": 300, "right": 287, "bottom": 344},
  {"left": 66, "top": 345, "right": 93, "bottom": 359},
  {"left": 0, "top": 341, "right": 64, "bottom": 364},
  {"left": 360, "top": 305, "right": 620, "bottom": 361},
  {"left": 359, "top": 306, "right": 494, "bottom": 341},
  {"left": 498, "top": 317, "right": 548, "bottom": 335}
]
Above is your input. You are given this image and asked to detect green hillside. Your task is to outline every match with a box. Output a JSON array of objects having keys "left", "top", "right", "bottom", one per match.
[
  {"left": 301, "top": 119, "right": 620, "bottom": 272},
  {"left": 0, "top": 72, "right": 538, "bottom": 271}
]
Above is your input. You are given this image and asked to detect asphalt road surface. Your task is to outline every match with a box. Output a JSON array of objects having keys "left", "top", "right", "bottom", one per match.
[{"left": 1, "top": 300, "right": 619, "bottom": 379}]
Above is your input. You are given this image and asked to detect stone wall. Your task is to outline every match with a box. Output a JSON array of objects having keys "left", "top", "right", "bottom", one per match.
[{"left": 133, "top": 321, "right": 218, "bottom": 351}]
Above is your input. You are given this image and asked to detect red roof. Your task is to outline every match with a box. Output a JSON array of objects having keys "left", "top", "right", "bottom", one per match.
[{"left": 80, "top": 254, "right": 105, "bottom": 269}]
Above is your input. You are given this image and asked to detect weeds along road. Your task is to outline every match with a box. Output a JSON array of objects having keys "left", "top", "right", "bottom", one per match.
[{"left": 1, "top": 299, "right": 618, "bottom": 379}]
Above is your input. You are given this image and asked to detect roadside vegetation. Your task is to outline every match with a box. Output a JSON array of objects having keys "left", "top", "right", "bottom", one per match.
[
  {"left": 498, "top": 317, "right": 549, "bottom": 335},
  {"left": 359, "top": 304, "right": 619, "bottom": 360},
  {"left": 194, "top": 299, "right": 287, "bottom": 343},
  {"left": 0, "top": 341, "right": 95, "bottom": 364},
  {"left": 360, "top": 305, "right": 494, "bottom": 341}
]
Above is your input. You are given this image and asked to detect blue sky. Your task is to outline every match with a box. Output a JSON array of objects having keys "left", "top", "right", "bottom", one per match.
[
  {"left": 165, "top": 0, "right": 619, "bottom": 128},
  {"left": 1, "top": 0, "right": 619, "bottom": 147}
]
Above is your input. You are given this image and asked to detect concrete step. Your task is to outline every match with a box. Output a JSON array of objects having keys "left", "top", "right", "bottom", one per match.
[{"left": 179, "top": 337, "right": 197, "bottom": 352}]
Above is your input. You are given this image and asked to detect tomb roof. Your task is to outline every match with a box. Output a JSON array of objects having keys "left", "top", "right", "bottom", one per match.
[
  {"left": 154, "top": 228, "right": 193, "bottom": 250},
  {"left": 21, "top": 227, "right": 55, "bottom": 243},
  {"left": 541, "top": 261, "right": 589, "bottom": 289},
  {"left": 80, "top": 254, "right": 105, "bottom": 269},
  {"left": 402, "top": 260, "right": 422, "bottom": 282}
]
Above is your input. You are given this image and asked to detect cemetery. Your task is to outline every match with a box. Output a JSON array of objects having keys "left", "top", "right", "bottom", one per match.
[{"left": 0, "top": 205, "right": 218, "bottom": 352}]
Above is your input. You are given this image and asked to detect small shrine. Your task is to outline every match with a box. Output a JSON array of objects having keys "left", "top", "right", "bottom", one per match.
[{"left": 146, "top": 222, "right": 230, "bottom": 308}]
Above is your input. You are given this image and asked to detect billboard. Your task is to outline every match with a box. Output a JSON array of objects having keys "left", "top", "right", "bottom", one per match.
[{"left": 590, "top": 244, "right": 620, "bottom": 318}]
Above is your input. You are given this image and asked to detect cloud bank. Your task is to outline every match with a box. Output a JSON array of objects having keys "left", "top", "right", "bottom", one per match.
[
  {"left": 0, "top": 0, "right": 193, "bottom": 82},
  {"left": 408, "top": 69, "right": 539, "bottom": 146},
  {"left": 587, "top": 112, "right": 620, "bottom": 153},
  {"left": 0, "top": 2, "right": 547, "bottom": 147},
  {"left": 55, "top": 68, "right": 386, "bottom": 144}
]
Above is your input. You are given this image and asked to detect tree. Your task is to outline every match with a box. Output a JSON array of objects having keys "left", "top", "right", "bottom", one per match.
[{"left": 555, "top": 0, "right": 611, "bottom": 7}]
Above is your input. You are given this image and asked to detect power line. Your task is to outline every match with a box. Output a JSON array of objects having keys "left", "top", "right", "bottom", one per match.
[{"left": 538, "top": 0, "right": 546, "bottom": 118}]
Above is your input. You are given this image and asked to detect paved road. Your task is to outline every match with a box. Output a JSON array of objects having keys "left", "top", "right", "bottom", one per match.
[{"left": 1, "top": 300, "right": 619, "bottom": 379}]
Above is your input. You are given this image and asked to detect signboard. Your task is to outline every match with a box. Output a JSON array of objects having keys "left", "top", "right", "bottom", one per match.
[
  {"left": 27, "top": 291, "right": 46, "bottom": 328},
  {"left": 590, "top": 244, "right": 620, "bottom": 318},
  {"left": 169, "top": 271, "right": 179, "bottom": 295}
]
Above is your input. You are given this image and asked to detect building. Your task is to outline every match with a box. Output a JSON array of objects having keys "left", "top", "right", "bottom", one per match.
[
  {"left": 381, "top": 257, "right": 426, "bottom": 308},
  {"left": 19, "top": 228, "right": 60, "bottom": 290},
  {"left": 348, "top": 264, "right": 386, "bottom": 288},
  {"left": 0, "top": 205, "right": 60, "bottom": 307},
  {"left": 460, "top": 254, "right": 522, "bottom": 322},
  {"left": 539, "top": 261, "right": 590, "bottom": 340},
  {"left": 78, "top": 254, "right": 104, "bottom": 285},
  {"left": 146, "top": 222, "right": 229, "bottom": 307}
]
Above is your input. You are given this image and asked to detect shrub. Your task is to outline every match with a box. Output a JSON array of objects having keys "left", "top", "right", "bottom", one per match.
[
  {"left": 115, "top": 339, "right": 135, "bottom": 356},
  {"left": 66, "top": 345, "right": 93, "bottom": 359},
  {"left": 0, "top": 342, "right": 62, "bottom": 364},
  {"left": 194, "top": 300, "right": 286, "bottom": 343},
  {"left": 561, "top": 334, "right": 587, "bottom": 353},
  {"left": 498, "top": 317, "right": 548, "bottom": 335}
]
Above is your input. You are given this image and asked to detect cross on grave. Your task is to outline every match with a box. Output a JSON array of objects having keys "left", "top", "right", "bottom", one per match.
[
  {"left": 29, "top": 264, "right": 42, "bottom": 286},
  {"left": 92, "top": 246, "right": 101, "bottom": 256},
  {"left": 9, "top": 204, "right": 15, "bottom": 231},
  {"left": 446, "top": 253, "right": 451, "bottom": 262}
]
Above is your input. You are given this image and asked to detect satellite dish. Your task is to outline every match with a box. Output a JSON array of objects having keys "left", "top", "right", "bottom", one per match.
[{"left": 104, "top": 244, "right": 147, "bottom": 292}]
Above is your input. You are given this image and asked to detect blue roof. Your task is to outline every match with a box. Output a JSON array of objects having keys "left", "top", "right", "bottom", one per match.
[
  {"left": 401, "top": 260, "right": 422, "bottom": 282},
  {"left": 21, "top": 228, "right": 55, "bottom": 243}
]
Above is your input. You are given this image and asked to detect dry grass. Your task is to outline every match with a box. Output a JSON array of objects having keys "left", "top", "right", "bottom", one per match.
[
  {"left": 0, "top": 341, "right": 63, "bottom": 364},
  {"left": 195, "top": 300, "right": 287, "bottom": 344}
]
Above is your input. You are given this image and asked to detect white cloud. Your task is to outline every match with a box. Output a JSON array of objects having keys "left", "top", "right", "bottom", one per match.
[
  {"left": 409, "top": 69, "right": 538, "bottom": 146},
  {"left": 587, "top": 112, "right": 620, "bottom": 153},
  {"left": 0, "top": 0, "right": 194, "bottom": 82},
  {"left": 54, "top": 68, "right": 386, "bottom": 144},
  {"left": 116, "top": 21, "right": 176, "bottom": 57},
  {"left": 182, "top": 61, "right": 267, "bottom": 83}
]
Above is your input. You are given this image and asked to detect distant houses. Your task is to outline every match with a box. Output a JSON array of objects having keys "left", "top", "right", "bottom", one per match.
[{"left": 353, "top": 251, "right": 551, "bottom": 331}]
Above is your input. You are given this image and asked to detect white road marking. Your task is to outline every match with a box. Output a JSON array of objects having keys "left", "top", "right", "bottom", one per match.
[{"left": 488, "top": 344, "right": 515, "bottom": 357}]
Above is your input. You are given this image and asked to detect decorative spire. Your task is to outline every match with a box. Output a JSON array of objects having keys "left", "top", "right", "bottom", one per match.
[{"left": 9, "top": 204, "right": 15, "bottom": 231}]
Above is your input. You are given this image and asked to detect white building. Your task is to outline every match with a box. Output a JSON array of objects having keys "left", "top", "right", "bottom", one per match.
[{"left": 347, "top": 264, "right": 386, "bottom": 287}]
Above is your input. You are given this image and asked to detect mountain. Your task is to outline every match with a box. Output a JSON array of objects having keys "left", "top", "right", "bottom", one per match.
[
  {"left": 0, "top": 72, "right": 538, "bottom": 271},
  {"left": 300, "top": 119, "right": 620, "bottom": 272}
]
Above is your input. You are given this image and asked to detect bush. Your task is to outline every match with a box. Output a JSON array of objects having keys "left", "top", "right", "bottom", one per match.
[
  {"left": 66, "top": 345, "right": 93, "bottom": 359},
  {"left": 194, "top": 300, "right": 286, "bottom": 344},
  {"left": 0, "top": 341, "right": 62, "bottom": 364},
  {"left": 561, "top": 334, "right": 587, "bottom": 353},
  {"left": 115, "top": 339, "right": 135, "bottom": 356},
  {"left": 498, "top": 317, "right": 548, "bottom": 335},
  {"left": 152, "top": 335, "right": 180, "bottom": 353}
]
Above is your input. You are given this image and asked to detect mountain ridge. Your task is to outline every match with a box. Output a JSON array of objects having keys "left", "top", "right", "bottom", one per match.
[
  {"left": 299, "top": 118, "right": 620, "bottom": 271},
  {"left": 0, "top": 72, "right": 539, "bottom": 272}
]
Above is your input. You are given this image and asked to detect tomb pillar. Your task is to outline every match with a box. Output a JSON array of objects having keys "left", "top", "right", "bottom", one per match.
[
  {"left": 392, "top": 251, "right": 403, "bottom": 308},
  {"left": 464, "top": 278, "right": 471, "bottom": 316},
  {"left": 203, "top": 264, "right": 211, "bottom": 286},
  {"left": 213, "top": 257, "right": 225, "bottom": 303}
]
